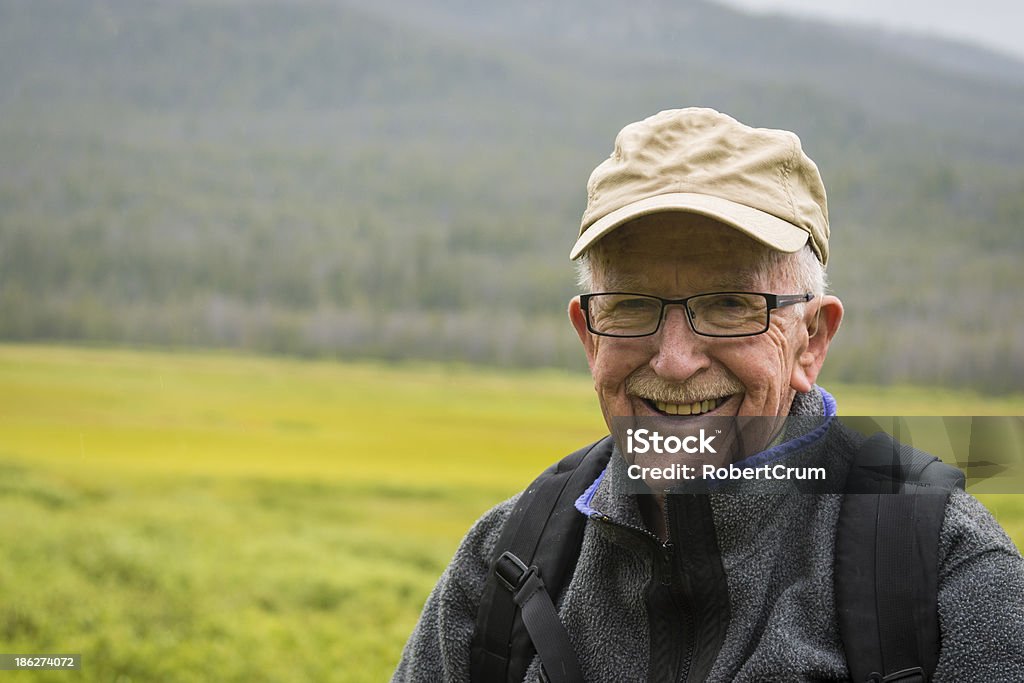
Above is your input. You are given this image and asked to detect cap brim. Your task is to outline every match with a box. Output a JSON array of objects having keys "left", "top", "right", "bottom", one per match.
[{"left": 569, "top": 192, "right": 809, "bottom": 260}]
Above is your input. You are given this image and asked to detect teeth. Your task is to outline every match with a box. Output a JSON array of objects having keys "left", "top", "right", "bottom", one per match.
[{"left": 653, "top": 397, "right": 728, "bottom": 416}]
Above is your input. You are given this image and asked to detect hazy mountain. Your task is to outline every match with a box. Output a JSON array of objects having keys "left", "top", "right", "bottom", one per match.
[
  {"left": 1, "top": 0, "right": 1021, "bottom": 390},
  {"left": 842, "top": 25, "right": 1024, "bottom": 87}
]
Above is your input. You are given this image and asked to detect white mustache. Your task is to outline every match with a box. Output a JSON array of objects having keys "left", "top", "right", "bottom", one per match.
[{"left": 624, "top": 368, "right": 743, "bottom": 404}]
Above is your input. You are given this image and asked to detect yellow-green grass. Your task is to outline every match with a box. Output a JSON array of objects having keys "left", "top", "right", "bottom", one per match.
[{"left": 0, "top": 344, "right": 1022, "bottom": 682}]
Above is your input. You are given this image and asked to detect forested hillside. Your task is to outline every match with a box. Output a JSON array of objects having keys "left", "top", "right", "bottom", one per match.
[{"left": 1, "top": 0, "right": 1022, "bottom": 390}]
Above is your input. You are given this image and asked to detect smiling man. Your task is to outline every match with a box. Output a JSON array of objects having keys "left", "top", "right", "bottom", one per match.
[
  {"left": 572, "top": 214, "right": 833, "bottom": 421},
  {"left": 392, "top": 108, "right": 1024, "bottom": 682}
]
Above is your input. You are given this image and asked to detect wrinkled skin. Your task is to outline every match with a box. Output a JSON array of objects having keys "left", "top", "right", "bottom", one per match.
[{"left": 568, "top": 213, "right": 843, "bottom": 535}]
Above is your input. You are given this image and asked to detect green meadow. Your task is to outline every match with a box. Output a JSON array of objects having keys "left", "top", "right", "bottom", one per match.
[{"left": 1, "top": 344, "right": 1022, "bottom": 682}]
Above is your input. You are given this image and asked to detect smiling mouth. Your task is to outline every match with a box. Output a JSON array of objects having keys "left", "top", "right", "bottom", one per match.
[{"left": 644, "top": 396, "right": 729, "bottom": 416}]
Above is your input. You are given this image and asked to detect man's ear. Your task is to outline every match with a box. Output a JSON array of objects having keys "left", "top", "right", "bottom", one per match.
[
  {"left": 791, "top": 295, "right": 843, "bottom": 393},
  {"left": 568, "top": 296, "right": 598, "bottom": 372}
]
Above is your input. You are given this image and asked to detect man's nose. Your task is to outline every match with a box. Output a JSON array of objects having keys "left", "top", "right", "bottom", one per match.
[{"left": 650, "top": 306, "right": 712, "bottom": 381}]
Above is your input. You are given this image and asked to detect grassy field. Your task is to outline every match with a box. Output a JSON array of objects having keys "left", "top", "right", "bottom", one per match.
[{"left": 1, "top": 344, "right": 1022, "bottom": 682}]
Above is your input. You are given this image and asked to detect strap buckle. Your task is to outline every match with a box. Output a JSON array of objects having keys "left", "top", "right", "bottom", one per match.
[
  {"left": 867, "top": 667, "right": 926, "bottom": 683},
  {"left": 495, "top": 551, "right": 534, "bottom": 593}
]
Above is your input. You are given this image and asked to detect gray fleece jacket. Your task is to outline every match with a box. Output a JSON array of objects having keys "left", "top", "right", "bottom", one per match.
[{"left": 393, "top": 388, "right": 1024, "bottom": 682}]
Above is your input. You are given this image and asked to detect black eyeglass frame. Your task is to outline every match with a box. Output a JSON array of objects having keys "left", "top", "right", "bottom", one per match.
[{"left": 579, "top": 291, "right": 815, "bottom": 338}]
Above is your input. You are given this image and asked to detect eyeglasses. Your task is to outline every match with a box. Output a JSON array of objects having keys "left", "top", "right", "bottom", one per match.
[{"left": 580, "top": 291, "right": 814, "bottom": 338}]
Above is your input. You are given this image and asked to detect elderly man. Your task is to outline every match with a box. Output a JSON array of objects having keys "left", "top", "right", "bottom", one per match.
[{"left": 393, "top": 108, "right": 1024, "bottom": 682}]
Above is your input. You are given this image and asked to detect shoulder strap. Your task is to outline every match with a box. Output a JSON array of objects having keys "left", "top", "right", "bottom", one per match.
[
  {"left": 844, "top": 432, "right": 966, "bottom": 493},
  {"left": 836, "top": 433, "right": 966, "bottom": 683},
  {"left": 470, "top": 436, "right": 614, "bottom": 683}
]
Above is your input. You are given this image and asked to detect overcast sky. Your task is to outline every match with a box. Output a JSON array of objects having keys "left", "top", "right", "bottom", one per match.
[{"left": 717, "top": 0, "right": 1024, "bottom": 60}]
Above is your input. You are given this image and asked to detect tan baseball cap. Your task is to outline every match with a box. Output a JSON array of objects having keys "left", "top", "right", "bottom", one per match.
[{"left": 570, "top": 107, "right": 830, "bottom": 265}]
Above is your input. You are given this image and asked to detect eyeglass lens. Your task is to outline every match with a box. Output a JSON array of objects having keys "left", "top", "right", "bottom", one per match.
[{"left": 587, "top": 293, "right": 770, "bottom": 337}]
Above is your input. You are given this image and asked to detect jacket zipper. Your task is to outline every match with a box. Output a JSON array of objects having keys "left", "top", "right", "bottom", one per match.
[
  {"left": 590, "top": 511, "right": 696, "bottom": 683},
  {"left": 663, "top": 544, "right": 695, "bottom": 683},
  {"left": 665, "top": 496, "right": 695, "bottom": 683}
]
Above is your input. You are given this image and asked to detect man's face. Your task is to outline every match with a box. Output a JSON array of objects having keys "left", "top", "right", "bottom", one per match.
[{"left": 570, "top": 213, "right": 837, "bottom": 427}]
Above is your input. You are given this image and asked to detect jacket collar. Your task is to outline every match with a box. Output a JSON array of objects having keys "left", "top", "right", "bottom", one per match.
[{"left": 575, "top": 386, "right": 838, "bottom": 530}]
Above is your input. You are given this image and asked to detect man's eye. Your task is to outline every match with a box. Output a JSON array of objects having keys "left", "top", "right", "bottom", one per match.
[
  {"left": 715, "top": 296, "right": 748, "bottom": 309},
  {"left": 609, "top": 298, "right": 661, "bottom": 317}
]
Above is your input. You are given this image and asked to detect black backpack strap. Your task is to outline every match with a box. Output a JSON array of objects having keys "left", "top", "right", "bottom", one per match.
[
  {"left": 470, "top": 436, "right": 614, "bottom": 683},
  {"left": 493, "top": 551, "right": 583, "bottom": 683},
  {"left": 845, "top": 432, "right": 966, "bottom": 492},
  {"left": 836, "top": 433, "right": 966, "bottom": 683}
]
